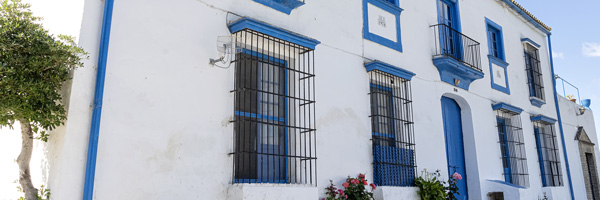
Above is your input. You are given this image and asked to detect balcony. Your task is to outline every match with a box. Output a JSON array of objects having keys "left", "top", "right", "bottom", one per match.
[{"left": 431, "top": 24, "right": 483, "bottom": 90}]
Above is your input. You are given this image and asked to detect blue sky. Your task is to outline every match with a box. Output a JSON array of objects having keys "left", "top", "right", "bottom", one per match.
[{"left": 517, "top": 0, "right": 600, "bottom": 133}]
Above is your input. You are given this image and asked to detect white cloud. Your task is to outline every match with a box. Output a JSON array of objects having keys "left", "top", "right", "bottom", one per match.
[
  {"left": 582, "top": 42, "right": 600, "bottom": 57},
  {"left": 552, "top": 51, "right": 564, "bottom": 59}
]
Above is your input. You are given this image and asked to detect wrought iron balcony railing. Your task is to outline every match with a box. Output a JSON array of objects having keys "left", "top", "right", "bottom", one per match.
[{"left": 431, "top": 24, "right": 482, "bottom": 72}]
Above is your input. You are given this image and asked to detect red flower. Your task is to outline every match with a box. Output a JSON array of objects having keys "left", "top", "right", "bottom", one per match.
[
  {"left": 358, "top": 174, "right": 365, "bottom": 178},
  {"left": 342, "top": 182, "right": 349, "bottom": 188},
  {"left": 363, "top": 180, "right": 368, "bottom": 185},
  {"left": 351, "top": 179, "right": 359, "bottom": 184},
  {"left": 370, "top": 183, "right": 377, "bottom": 190}
]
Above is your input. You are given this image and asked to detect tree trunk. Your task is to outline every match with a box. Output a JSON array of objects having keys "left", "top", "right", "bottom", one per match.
[{"left": 17, "top": 119, "right": 38, "bottom": 200}]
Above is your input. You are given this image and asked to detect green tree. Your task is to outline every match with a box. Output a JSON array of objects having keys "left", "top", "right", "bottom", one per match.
[{"left": 0, "top": 0, "right": 86, "bottom": 199}]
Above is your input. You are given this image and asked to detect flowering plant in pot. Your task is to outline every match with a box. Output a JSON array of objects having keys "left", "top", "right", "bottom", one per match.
[
  {"left": 323, "top": 174, "right": 376, "bottom": 200},
  {"left": 415, "top": 169, "right": 463, "bottom": 200}
]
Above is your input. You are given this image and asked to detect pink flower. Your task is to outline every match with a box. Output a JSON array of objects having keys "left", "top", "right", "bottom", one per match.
[
  {"left": 345, "top": 195, "right": 348, "bottom": 199},
  {"left": 370, "top": 183, "right": 377, "bottom": 190},
  {"left": 342, "top": 182, "right": 349, "bottom": 188},
  {"left": 351, "top": 179, "right": 359, "bottom": 184},
  {"left": 363, "top": 180, "right": 368, "bottom": 185},
  {"left": 338, "top": 189, "right": 344, "bottom": 196},
  {"left": 453, "top": 172, "right": 463, "bottom": 180}
]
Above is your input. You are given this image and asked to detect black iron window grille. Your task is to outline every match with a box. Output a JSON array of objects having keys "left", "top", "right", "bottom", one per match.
[
  {"left": 533, "top": 121, "right": 563, "bottom": 186},
  {"left": 431, "top": 24, "right": 482, "bottom": 72},
  {"left": 231, "top": 29, "right": 316, "bottom": 185},
  {"left": 495, "top": 109, "right": 529, "bottom": 187},
  {"left": 524, "top": 43, "right": 544, "bottom": 100},
  {"left": 368, "top": 70, "right": 416, "bottom": 186}
]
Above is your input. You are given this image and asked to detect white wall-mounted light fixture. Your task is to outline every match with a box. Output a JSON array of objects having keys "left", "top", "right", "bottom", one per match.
[{"left": 209, "top": 36, "right": 240, "bottom": 68}]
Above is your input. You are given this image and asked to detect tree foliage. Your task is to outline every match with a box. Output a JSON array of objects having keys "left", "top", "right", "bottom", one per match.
[{"left": 0, "top": 0, "right": 86, "bottom": 141}]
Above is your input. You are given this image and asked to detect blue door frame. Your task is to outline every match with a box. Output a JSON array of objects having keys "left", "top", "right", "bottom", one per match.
[{"left": 441, "top": 97, "right": 468, "bottom": 200}]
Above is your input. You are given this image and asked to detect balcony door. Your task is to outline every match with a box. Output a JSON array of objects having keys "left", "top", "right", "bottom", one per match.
[{"left": 437, "top": 0, "right": 461, "bottom": 60}]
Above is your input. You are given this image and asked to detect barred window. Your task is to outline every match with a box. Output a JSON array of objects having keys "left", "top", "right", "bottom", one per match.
[
  {"left": 524, "top": 43, "right": 544, "bottom": 100},
  {"left": 533, "top": 120, "right": 563, "bottom": 186},
  {"left": 232, "top": 29, "right": 316, "bottom": 184},
  {"left": 369, "top": 70, "right": 416, "bottom": 186},
  {"left": 495, "top": 108, "right": 529, "bottom": 187}
]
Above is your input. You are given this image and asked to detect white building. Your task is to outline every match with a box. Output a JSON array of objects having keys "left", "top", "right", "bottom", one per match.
[{"left": 20, "top": 0, "right": 600, "bottom": 199}]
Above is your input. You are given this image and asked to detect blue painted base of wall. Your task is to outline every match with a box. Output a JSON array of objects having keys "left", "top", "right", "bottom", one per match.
[
  {"left": 433, "top": 56, "right": 484, "bottom": 90},
  {"left": 530, "top": 97, "right": 546, "bottom": 108}
]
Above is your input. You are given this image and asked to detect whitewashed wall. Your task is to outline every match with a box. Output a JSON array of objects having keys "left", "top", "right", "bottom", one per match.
[{"left": 38, "top": 0, "right": 598, "bottom": 199}]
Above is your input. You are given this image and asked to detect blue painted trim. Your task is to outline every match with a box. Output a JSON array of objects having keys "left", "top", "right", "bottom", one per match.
[
  {"left": 530, "top": 115, "right": 557, "bottom": 124},
  {"left": 547, "top": 34, "right": 574, "bottom": 200},
  {"left": 228, "top": 17, "right": 320, "bottom": 49},
  {"left": 82, "top": 0, "right": 114, "bottom": 199},
  {"left": 521, "top": 38, "right": 541, "bottom": 48},
  {"left": 488, "top": 55, "right": 510, "bottom": 94},
  {"left": 500, "top": 0, "right": 551, "bottom": 35},
  {"left": 530, "top": 97, "right": 546, "bottom": 108},
  {"left": 492, "top": 102, "right": 523, "bottom": 114},
  {"left": 485, "top": 18, "right": 506, "bottom": 61},
  {"left": 365, "top": 60, "right": 415, "bottom": 80},
  {"left": 370, "top": 83, "right": 393, "bottom": 91},
  {"left": 372, "top": 132, "right": 395, "bottom": 138},
  {"left": 487, "top": 179, "right": 527, "bottom": 189},
  {"left": 432, "top": 57, "right": 484, "bottom": 90},
  {"left": 363, "top": 0, "right": 404, "bottom": 52},
  {"left": 235, "top": 111, "right": 285, "bottom": 122},
  {"left": 251, "top": 0, "right": 304, "bottom": 15}
]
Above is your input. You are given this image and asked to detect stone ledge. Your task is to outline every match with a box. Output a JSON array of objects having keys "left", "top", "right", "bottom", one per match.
[
  {"left": 373, "top": 186, "right": 419, "bottom": 200},
  {"left": 227, "top": 184, "right": 317, "bottom": 200}
]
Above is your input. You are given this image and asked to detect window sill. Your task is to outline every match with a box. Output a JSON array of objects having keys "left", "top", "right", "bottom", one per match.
[
  {"left": 530, "top": 96, "right": 546, "bottom": 108},
  {"left": 252, "top": 0, "right": 304, "bottom": 15},
  {"left": 228, "top": 184, "right": 317, "bottom": 200},
  {"left": 373, "top": 186, "right": 419, "bottom": 200}
]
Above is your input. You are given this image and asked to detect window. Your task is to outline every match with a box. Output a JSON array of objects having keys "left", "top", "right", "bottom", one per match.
[
  {"left": 532, "top": 119, "right": 562, "bottom": 186},
  {"left": 493, "top": 103, "right": 529, "bottom": 187},
  {"left": 524, "top": 43, "right": 545, "bottom": 101},
  {"left": 231, "top": 28, "right": 317, "bottom": 184},
  {"left": 368, "top": 68, "right": 416, "bottom": 186},
  {"left": 486, "top": 19, "right": 504, "bottom": 60}
]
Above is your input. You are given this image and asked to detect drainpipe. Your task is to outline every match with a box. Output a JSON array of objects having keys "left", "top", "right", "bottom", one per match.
[
  {"left": 547, "top": 34, "right": 574, "bottom": 200},
  {"left": 82, "top": 0, "right": 115, "bottom": 199}
]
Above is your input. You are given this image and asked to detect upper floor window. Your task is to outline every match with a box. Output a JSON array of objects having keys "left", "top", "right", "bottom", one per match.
[
  {"left": 228, "top": 18, "right": 319, "bottom": 184},
  {"left": 365, "top": 61, "right": 416, "bottom": 186},
  {"left": 493, "top": 103, "right": 529, "bottom": 187},
  {"left": 524, "top": 43, "right": 545, "bottom": 101},
  {"left": 531, "top": 116, "right": 563, "bottom": 187},
  {"left": 486, "top": 19, "right": 505, "bottom": 60}
]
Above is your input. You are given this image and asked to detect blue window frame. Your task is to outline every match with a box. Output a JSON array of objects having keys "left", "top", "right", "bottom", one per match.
[
  {"left": 251, "top": 0, "right": 305, "bottom": 15},
  {"left": 229, "top": 18, "right": 318, "bottom": 185},
  {"left": 524, "top": 43, "right": 545, "bottom": 104},
  {"left": 234, "top": 50, "right": 288, "bottom": 184},
  {"left": 531, "top": 117, "right": 563, "bottom": 187},
  {"left": 493, "top": 103, "right": 529, "bottom": 187},
  {"left": 485, "top": 18, "right": 505, "bottom": 60},
  {"left": 367, "top": 66, "right": 416, "bottom": 186},
  {"left": 363, "top": 0, "right": 404, "bottom": 52}
]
